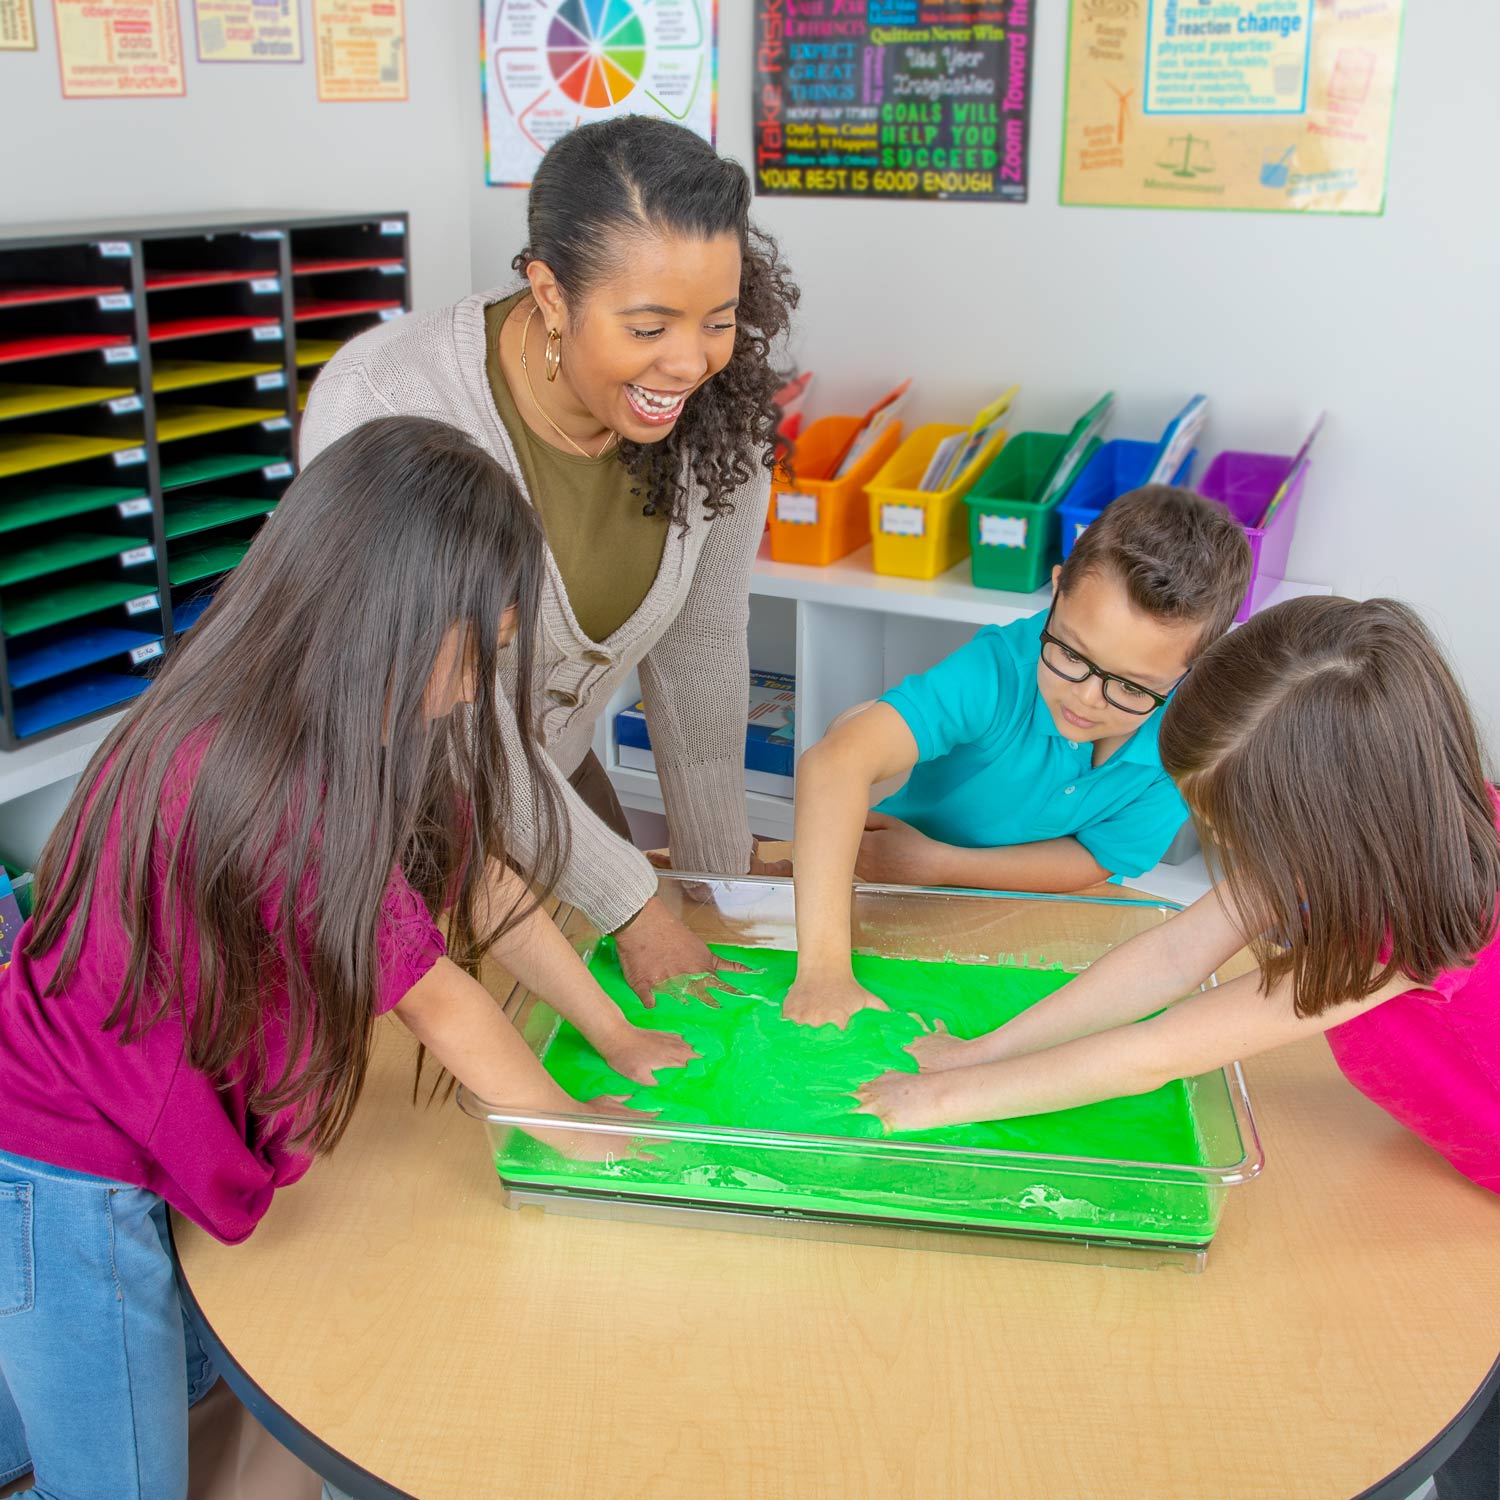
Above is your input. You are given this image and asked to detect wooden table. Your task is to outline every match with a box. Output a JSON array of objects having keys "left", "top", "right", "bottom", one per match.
[{"left": 175, "top": 883, "right": 1500, "bottom": 1499}]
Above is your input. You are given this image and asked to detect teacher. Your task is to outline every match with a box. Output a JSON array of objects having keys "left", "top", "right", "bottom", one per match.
[{"left": 301, "top": 116, "right": 799, "bottom": 1001}]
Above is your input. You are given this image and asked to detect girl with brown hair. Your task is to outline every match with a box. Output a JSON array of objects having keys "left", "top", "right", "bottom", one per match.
[{"left": 854, "top": 595, "right": 1500, "bottom": 1201}]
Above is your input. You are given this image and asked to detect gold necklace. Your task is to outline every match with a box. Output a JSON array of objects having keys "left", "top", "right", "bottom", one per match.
[{"left": 518, "top": 303, "right": 618, "bottom": 460}]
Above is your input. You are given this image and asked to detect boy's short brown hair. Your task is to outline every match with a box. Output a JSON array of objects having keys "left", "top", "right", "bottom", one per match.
[{"left": 1056, "top": 484, "right": 1252, "bottom": 655}]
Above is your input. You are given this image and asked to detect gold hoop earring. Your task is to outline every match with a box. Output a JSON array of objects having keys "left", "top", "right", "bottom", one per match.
[{"left": 544, "top": 327, "right": 562, "bottom": 383}]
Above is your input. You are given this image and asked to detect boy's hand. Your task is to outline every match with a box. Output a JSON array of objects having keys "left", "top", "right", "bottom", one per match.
[
  {"left": 598, "top": 1024, "right": 698, "bottom": 1086},
  {"left": 853, "top": 1069, "right": 952, "bottom": 1133},
  {"left": 855, "top": 813, "right": 947, "bottom": 886},
  {"left": 783, "top": 973, "right": 889, "bottom": 1029},
  {"left": 905, "top": 1018, "right": 980, "bottom": 1072}
]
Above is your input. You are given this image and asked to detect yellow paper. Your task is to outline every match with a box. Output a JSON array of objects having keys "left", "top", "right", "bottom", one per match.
[
  {"left": 1062, "top": 1, "right": 1404, "bottom": 215},
  {"left": 54, "top": 0, "right": 185, "bottom": 98},
  {"left": 193, "top": 0, "right": 302, "bottom": 63},
  {"left": 313, "top": 0, "right": 406, "bottom": 102},
  {"left": 0, "top": 0, "right": 36, "bottom": 51}
]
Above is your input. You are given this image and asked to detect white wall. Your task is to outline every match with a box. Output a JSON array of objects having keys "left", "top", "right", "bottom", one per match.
[
  {"left": 0, "top": 2, "right": 477, "bottom": 311},
  {"left": 471, "top": 4, "right": 1500, "bottom": 762}
]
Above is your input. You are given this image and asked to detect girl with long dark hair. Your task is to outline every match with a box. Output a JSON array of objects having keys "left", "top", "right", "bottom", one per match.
[
  {"left": 0, "top": 416, "right": 679, "bottom": 1496},
  {"left": 304, "top": 116, "right": 800, "bottom": 1007}
]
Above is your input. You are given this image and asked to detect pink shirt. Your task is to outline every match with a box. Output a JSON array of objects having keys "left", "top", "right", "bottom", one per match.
[
  {"left": 1324, "top": 798, "right": 1500, "bottom": 1194},
  {"left": 0, "top": 751, "right": 445, "bottom": 1243}
]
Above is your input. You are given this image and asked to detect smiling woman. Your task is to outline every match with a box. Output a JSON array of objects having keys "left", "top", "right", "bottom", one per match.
[{"left": 301, "top": 118, "right": 800, "bottom": 1008}]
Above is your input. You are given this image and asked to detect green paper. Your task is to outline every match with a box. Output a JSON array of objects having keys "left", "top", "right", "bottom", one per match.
[{"left": 163, "top": 495, "right": 277, "bottom": 540}]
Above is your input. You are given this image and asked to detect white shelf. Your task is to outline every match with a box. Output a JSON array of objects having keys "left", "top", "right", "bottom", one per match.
[
  {"left": 0, "top": 713, "right": 123, "bottom": 807},
  {"left": 610, "top": 762, "right": 795, "bottom": 839},
  {"left": 752, "top": 537, "right": 1051, "bottom": 625}
]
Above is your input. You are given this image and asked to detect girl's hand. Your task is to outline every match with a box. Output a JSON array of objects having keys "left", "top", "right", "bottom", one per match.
[
  {"left": 853, "top": 1069, "right": 951, "bottom": 1133},
  {"left": 598, "top": 1024, "right": 698, "bottom": 1086},
  {"left": 782, "top": 973, "right": 889, "bottom": 1030},
  {"left": 904, "top": 1018, "right": 980, "bottom": 1072},
  {"left": 534, "top": 1094, "right": 660, "bottom": 1163}
]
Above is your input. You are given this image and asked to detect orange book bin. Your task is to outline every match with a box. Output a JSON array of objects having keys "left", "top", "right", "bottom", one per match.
[{"left": 767, "top": 413, "right": 904, "bottom": 567}]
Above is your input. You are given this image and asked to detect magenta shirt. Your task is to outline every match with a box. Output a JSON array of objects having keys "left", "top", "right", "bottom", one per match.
[
  {"left": 1324, "top": 796, "right": 1500, "bottom": 1194},
  {"left": 0, "top": 756, "right": 445, "bottom": 1243}
]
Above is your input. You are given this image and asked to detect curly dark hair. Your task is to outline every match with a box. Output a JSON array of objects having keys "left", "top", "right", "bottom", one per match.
[{"left": 512, "top": 116, "right": 799, "bottom": 527}]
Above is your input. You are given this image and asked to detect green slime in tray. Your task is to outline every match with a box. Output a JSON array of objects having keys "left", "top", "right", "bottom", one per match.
[{"left": 498, "top": 942, "right": 1221, "bottom": 1243}]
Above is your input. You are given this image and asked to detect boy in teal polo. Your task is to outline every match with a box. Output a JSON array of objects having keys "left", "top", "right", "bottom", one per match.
[{"left": 785, "top": 485, "right": 1253, "bottom": 1028}]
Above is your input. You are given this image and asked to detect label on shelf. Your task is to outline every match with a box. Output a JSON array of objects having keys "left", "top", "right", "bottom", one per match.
[
  {"left": 97, "top": 293, "right": 134, "bottom": 312},
  {"left": 379, "top": 220, "right": 405, "bottom": 236},
  {"left": 255, "top": 371, "right": 287, "bottom": 391},
  {"left": 97, "top": 241, "right": 132, "bottom": 258},
  {"left": 117, "top": 496, "right": 153, "bottom": 518},
  {"left": 978, "top": 514, "right": 1028, "bottom": 549},
  {"left": 263, "top": 461, "right": 294, "bottom": 480},
  {"left": 378, "top": 307, "right": 405, "bottom": 322},
  {"left": 246, "top": 230, "right": 286, "bottom": 241},
  {"left": 776, "top": 492, "right": 819, "bottom": 526},
  {"left": 125, "top": 593, "right": 160, "bottom": 616},
  {"left": 252, "top": 324, "right": 285, "bottom": 342},
  {"left": 1074, "top": 520, "right": 1089, "bottom": 543},
  {"left": 378, "top": 264, "right": 406, "bottom": 275},
  {"left": 112, "top": 448, "right": 147, "bottom": 468},
  {"left": 119, "top": 545, "right": 156, "bottom": 567},
  {"left": 129, "top": 641, "right": 164, "bottom": 666},
  {"left": 107, "top": 394, "right": 144, "bottom": 415},
  {"left": 251, "top": 278, "right": 282, "bottom": 295},
  {"left": 103, "top": 346, "right": 140, "bottom": 365},
  {"left": 880, "top": 504, "right": 926, "bottom": 538},
  {"left": 261, "top": 416, "right": 292, "bottom": 432}
]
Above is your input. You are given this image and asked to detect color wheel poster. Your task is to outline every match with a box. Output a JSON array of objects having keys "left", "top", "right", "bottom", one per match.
[
  {"left": 1062, "top": 0, "right": 1404, "bottom": 215},
  {"left": 483, "top": 0, "right": 718, "bottom": 188},
  {"left": 753, "top": 1, "right": 1036, "bottom": 204}
]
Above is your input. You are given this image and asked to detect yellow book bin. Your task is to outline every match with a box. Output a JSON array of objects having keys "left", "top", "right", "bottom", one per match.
[{"left": 866, "top": 422, "right": 1009, "bottom": 580}]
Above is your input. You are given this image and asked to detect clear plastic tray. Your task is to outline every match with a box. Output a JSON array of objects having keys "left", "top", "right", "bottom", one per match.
[{"left": 459, "top": 878, "right": 1262, "bottom": 1272}]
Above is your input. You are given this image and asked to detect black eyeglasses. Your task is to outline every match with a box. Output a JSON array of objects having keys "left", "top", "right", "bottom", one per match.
[{"left": 1038, "top": 599, "right": 1179, "bottom": 716}]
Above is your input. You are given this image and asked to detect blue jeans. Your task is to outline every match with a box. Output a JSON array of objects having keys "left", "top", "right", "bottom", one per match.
[{"left": 0, "top": 1147, "right": 217, "bottom": 1499}]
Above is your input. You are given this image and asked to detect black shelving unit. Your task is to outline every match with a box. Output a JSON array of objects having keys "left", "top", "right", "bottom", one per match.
[{"left": 0, "top": 210, "right": 411, "bottom": 750}]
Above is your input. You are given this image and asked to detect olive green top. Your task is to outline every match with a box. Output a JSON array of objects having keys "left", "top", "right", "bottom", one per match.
[{"left": 484, "top": 292, "right": 668, "bottom": 643}]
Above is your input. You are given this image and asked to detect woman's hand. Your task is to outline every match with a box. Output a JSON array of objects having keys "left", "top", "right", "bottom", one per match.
[
  {"left": 597, "top": 1023, "right": 698, "bottom": 1085},
  {"left": 854, "top": 813, "right": 948, "bottom": 886},
  {"left": 782, "top": 972, "right": 889, "bottom": 1030},
  {"left": 613, "top": 895, "right": 753, "bottom": 1009}
]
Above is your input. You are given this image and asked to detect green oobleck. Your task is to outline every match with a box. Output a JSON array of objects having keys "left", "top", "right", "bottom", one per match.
[{"left": 495, "top": 942, "right": 1226, "bottom": 1244}]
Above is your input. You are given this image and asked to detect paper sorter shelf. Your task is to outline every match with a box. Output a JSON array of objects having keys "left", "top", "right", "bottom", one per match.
[
  {"left": 0, "top": 283, "right": 127, "bottom": 308},
  {"left": 168, "top": 539, "right": 253, "bottom": 586},
  {"left": 153, "top": 405, "right": 280, "bottom": 443},
  {"left": 291, "top": 258, "right": 405, "bottom": 276},
  {"left": 0, "top": 481, "right": 147, "bottom": 535},
  {"left": 163, "top": 494, "right": 277, "bottom": 539},
  {"left": 12, "top": 672, "right": 149, "bottom": 740},
  {"left": 0, "top": 533, "right": 148, "bottom": 589},
  {"left": 292, "top": 299, "right": 400, "bottom": 322},
  {"left": 151, "top": 359, "right": 282, "bottom": 394},
  {"left": 148, "top": 316, "right": 280, "bottom": 343},
  {"left": 171, "top": 593, "right": 215, "bottom": 634},
  {"left": 0, "top": 381, "right": 135, "bottom": 422},
  {"left": 7, "top": 624, "right": 162, "bottom": 689},
  {"left": 0, "top": 432, "right": 139, "bottom": 479},
  {"left": 0, "top": 333, "right": 132, "bottom": 366},
  {"left": 1, "top": 578, "right": 153, "bottom": 637},
  {"left": 159, "top": 453, "right": 281, "bottom": 490},
  {"left": 293, "top": 339, "right": 342, "bottom": 367}
]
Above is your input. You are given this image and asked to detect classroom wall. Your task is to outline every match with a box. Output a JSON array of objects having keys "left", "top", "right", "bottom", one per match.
[
  {"left": 0, "top": 3, "right": 477, "bottom": 312},
  {"left": 470, "top": 4, "right": 1500, "bottom": 763}
]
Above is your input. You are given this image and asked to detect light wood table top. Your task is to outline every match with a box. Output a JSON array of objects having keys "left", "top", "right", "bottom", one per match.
[{"left": 175, "top": 883, "right": 1500, "bottom": 1499}]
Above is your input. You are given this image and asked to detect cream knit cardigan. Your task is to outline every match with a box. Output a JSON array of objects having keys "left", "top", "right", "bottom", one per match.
[{"left": 300, "top": 289, "right": 768, "bottom": 932}]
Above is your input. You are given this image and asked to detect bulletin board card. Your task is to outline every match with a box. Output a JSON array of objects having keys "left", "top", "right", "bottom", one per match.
[
  {"left": 1061, "top": 0, "right": 1404, "bottom": 215},
  {"left": 194, "top": 0, "right": 304, "bottom": 63},
  {"left": 482, "top": 0, "right": 718, "bottom": 189},
  {"left": 753, "top": 0, "right": 1036, "bottom": 204},
  {"left": 313, "top": 0, "right": 407, "bottom": 102},
  {"left": 53, "top": 0, "right": 186, "bottom": 97},
  {"left": 0, "top": 0, "right": 36, "bottom": 51}
]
